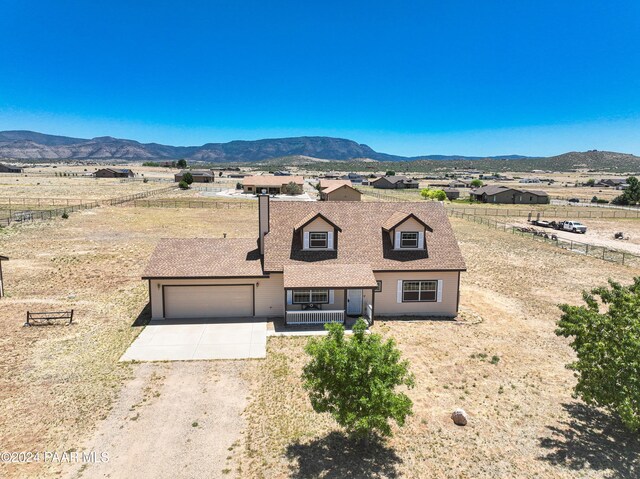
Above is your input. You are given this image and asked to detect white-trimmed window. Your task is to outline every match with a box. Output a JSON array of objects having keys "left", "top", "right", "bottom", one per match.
[
  {"left": 309, "top": 232, "right": 328, "bottom": 248},
  {"left": 292, "top": 289, "right": 329, "bottom": 304},
  {"left": 375, "top": 280, "right": 382, "bottom": 292},
  {"left": 400, "top": 232, "right": 419, "bottom": 248},
  {"left": 402, "top": 280, "right": 437, "bottom": 302}
]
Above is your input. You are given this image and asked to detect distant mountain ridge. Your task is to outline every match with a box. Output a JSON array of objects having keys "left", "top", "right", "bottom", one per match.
[{"left": 0, "top": 130, "right": 531, "bottom": 162}]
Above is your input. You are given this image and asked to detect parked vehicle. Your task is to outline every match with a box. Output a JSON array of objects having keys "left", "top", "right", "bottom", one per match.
[
  {"left": 568, "top": 198, "right": 580, "bottom": 203},
  {"left": 557, "top": 220, "right": 587, "bottom": 233}
]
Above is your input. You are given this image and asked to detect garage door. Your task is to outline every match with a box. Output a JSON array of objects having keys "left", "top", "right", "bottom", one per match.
[{"left": 163, "top": 285, "right": 253, "bottom": 319}]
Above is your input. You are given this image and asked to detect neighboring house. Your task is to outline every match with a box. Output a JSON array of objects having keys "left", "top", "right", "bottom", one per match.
[
  {"left": 142, "top": 199, "right": 466, "bottom": 325},
  {"left": 342, "top": 172, "right": 365, "bottom": 183},
  {"left": 273, "top": 170, "right": 292, "bottom": 176},
  {"left": 596, "top": 178, "right": 626, "bottom": 187},
  {"left": 94, "top": 168, "right": 134, "bottom": 178},
  {"left": 318, "top": 179, "right": 351, "bottom": 190},
  {"left": 320, "top": 183, "right": 362, "bottom": 201},
  {"left": 519, "top": 178, "right": 541, "bottom": 184},
  {"left": 442, "top": 188, "right": 460, "bottom": 200},
  {"left": 0, "top": 163, "right": 23, "bottom": 173},
  {"left": 0, "top": 255, "right": 7, "bottom": 298},
  {"left": 372, "top": 175, "right": 420, "bottom": 189},
  {"left": 242, "top": 175, "right": 304, "bottom": 195},
  {"left": 174, "top": 170, "right": 215, "bottom": 183},
  {"left": 470, "top": 185, "right": 549, "bottom": 204}
]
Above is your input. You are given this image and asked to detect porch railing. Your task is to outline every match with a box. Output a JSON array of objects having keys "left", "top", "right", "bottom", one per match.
[{"left": 286, "top": 310, "right": 345, "bottom": 325}]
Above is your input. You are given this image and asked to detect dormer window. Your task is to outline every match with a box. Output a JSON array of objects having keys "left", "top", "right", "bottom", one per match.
[
  {"left": 309, "top": 232, "right": 328, "bottom": 248},
  {"left": 400, "top": 232, "right": 419, "bottom": 248}
]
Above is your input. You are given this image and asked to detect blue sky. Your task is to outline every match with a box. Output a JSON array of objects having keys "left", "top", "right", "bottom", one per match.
[{"left": 1, "top": 1, "right": 639, "bottom": 156}]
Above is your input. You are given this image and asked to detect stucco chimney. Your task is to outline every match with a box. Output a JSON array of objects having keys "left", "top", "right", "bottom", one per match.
[{"left": 258, "top": 194, "right": 270, "bottom": 255}]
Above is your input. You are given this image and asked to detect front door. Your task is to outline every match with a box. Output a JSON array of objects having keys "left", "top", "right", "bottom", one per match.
[{"left": 346, "top": 289, "right": 363, "bottom": 316}]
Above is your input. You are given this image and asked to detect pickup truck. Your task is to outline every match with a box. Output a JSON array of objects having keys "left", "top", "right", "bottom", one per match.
[{"left": 557, "top": 221, "right": 587, "bottom": 233}]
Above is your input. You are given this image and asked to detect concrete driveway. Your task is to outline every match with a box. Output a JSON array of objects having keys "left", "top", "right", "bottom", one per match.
[{"left": 120, "top": 318, "right": 267, "bottom": 361}]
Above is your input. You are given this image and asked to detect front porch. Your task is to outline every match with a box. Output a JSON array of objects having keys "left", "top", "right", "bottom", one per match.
[
  {"left": 282, "top": 263, "right": 379, "bottom": 326},
  {"left": 284, "top": 287, "right": 375, "bottom": 326}
]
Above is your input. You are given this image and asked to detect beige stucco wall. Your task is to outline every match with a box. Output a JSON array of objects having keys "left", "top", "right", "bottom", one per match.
[
  {"left": 303, "top": 216, "right": 334, "bottom": 233},
  {"left": 373, "top": 270, "right": 460, "bottom": 317},
  {"left": 149, "top": 274, "right": 284, "bottom": 320},
  {"left": 324, "top": 187, "right": 361, "bottom": 201}
]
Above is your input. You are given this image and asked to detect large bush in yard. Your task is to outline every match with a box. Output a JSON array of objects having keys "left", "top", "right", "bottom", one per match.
[
  {"left": 302, "top": 319, "right": 414, "bottom": 441},
  {"left": 282, "top": 181, "right": 303, "bottom": 195},
  {"left": 557, "top": 278, "right": 640, "bottom": 431}
]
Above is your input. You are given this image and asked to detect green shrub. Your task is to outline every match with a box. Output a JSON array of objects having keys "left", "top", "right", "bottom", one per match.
[
  {"left": 178, "top": 180, "right": 189, "bottom": 190},
  {"left": 557, "top": 278, "right": 640, "bottom": 431},
  {"left": 282, "top": 181, "right": 303, "bottom": 195},
  {"left": 302, "top": 319, "right": 414, "bottom": 441}
]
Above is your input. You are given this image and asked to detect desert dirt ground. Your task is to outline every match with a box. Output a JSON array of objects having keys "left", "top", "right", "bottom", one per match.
[
  {"left": 61, "top": 361, "right": 250, "bottom": 479},
  {"left": 1, "top": 192, "right": 639, "bottom": 478},
  {"left": 0, "top": 205, "right": 257, "bottom": 479},
  {"left": 0, "top": 176, "right": 164, "bottom": 200}
]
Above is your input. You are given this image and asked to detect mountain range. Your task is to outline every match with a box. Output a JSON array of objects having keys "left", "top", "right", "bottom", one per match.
[{"left": 0, "top": 130, "right": 530, "bottom": 162}]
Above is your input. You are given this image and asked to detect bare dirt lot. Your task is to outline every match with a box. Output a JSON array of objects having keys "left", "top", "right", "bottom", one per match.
[
  {"left": 1, "top": 194, "right": 639, "bottom": 478},
  {"left": 62, "top": 361, "right": 249, "bottom": 479},
  {"left": 0, "top": 206, "right": 256, "bottom": 479},
  {"left": 0, "top": 176, "right": 164, "bottom": 200}
]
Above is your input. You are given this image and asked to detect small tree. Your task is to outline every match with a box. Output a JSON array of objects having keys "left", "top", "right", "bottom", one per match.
[
  {"left": 430, "top": 189, "right": 447, "bottom": 201},
  {"left": 282, "top": 181, "right": 303, "bottom": 195},
  {"left": 302, "top": 319, "right": 414, "bottom": 442},
  {"left": 557, "top": 278, "right": 640, "bottom": 431},
  {"left": 182, "top": 171, "right": 194, "bottom": 185},
  {"left": 585, "top": 178, "right": 595, "bottom": 187},
  {"left": 470, "top": 179, "right": 483, "bottom": 187},
  {"left": 385, "top": 170, "right": 396, "bottom": 176},
  {"left": 177, "top": 159, "right": 187, "bottom": 169},
  {"left": 178, "top": 180, "right": 189, "bottom": 190},
  {"left": 420, "top": 188, "right": 431, "bottom": 200}
]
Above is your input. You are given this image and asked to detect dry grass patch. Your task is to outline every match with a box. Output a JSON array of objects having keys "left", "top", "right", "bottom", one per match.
[
  {"left": 235, "top": 218, "right": 639, "bottom": 478},
  {"left": 0, "top": 176, "right": 162, "bottom": 200},
  {"left": 0, "top": 206, "right": 257, "bottom": 478}
]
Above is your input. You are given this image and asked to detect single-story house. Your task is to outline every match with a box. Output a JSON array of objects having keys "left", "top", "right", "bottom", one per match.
[
  {"left": 0, "top": 255, "right": 7, "bottom": 298},
  {"left": 519, "top": 178, "right": 541, "bottom": 184},
  {"left": 242, "top": 175, "right": 305, "bottom": 195},
  {"left": 341, "top": 172, "right": 365, "bottom": 183},
  {"left": 470, "top": 185, "right": 549, "bottom": 204},
  {"left": 320, "top": 183, "right": 362, "bottom": 201},
  {"left": 0, "top": 163, "right": 23, "bottom": 173},
  {"left": 142, "top": 199, "right": 466, "bottom": 325},
  {"left": 94, "top": 168, "right": 134, "bottom": 178},
  {"left": 596, "top": 178, "right": 627, "bottom": 187},
  {"left": 318, "top": 179, "right": 351, "bottom": 190},
  {"left": 174, "top": 170, "right": 215, "bottom": 183},
  {"left": 372, "top": 175, "right": 420, "bottom": 189},
  {"left": 442, "top": 188, "right": 460, "bottom": 200}
]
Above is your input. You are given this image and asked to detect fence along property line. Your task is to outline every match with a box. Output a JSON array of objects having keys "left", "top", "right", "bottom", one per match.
[
  {"left": 0, "top": 186, "right": 178, "bottom": 227},
  {"left": 447, "top": 209, "right": 640, "bottom": 268},
  {"left": 447, "top": 206, "right": 640, "bottom": 219},
  {"left": 132, "top": 199, "right": 258, "bottom": 209},
  {"left": 103, "top": 186, "right": 177, "bottom": 206},
  {"left": 0, "top": 197, "right": 88, "bottom": 207}
]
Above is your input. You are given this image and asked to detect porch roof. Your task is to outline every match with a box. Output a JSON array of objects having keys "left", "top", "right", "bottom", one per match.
[{"left": 283, "top": 264, "right": 378, "bottom": 289}]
